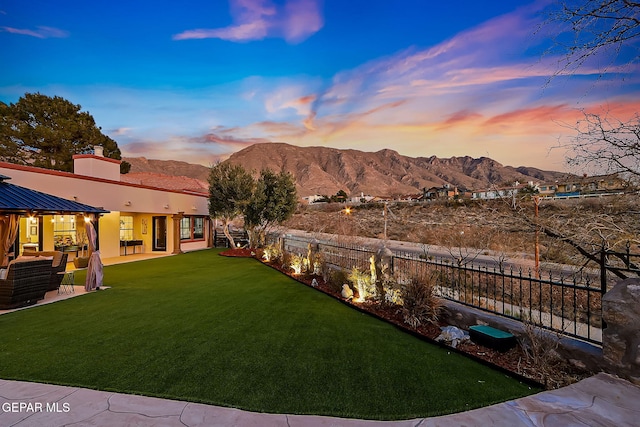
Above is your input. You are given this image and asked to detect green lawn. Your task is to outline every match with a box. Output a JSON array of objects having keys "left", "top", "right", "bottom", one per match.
[{"left": 0, "top": 249, "right": 538, "bottom": 420}]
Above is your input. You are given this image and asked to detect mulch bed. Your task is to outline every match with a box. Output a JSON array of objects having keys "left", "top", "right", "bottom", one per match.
[
  {"left": 219, "top": 248, "right": 256, "bottom": 257},
  {"left": 219, "top": 249, "right": 546, "bottom": 388}
]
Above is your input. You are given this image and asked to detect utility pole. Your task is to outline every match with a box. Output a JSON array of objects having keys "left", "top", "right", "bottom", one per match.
[
  {"left": 382, "top": 202, "right": 396, "bottom": 241},
  {"left": 383, "top": 202, "right": 387, "bottom": 240}
]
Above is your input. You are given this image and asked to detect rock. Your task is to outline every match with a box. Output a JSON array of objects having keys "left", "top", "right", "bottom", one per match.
[
  {"left": 602, "top": 278, "right": 640, "bottom": 385},
  {"left": 341, "top": 284, "right": 353, "bottom": 300}
]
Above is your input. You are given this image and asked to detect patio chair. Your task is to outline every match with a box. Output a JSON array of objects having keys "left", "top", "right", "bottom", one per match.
[{"left": 0, "top": 258, "right": 53, "bottom": 309}]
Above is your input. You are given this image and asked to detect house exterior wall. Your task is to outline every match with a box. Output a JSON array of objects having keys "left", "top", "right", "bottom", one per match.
[{"left": 0, "top": 160, "right": 211, "bottom": 258}]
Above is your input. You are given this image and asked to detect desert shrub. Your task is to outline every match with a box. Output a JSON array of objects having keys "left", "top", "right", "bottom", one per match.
[
  {"left": 262, "top": 243, "right": 282, "bottom": 263},
  {"left": 281, "top": 250, "right": 292, "bottom": 272},
  {"left": 289, "top": 253, "right": 308, "bottom": 275},
  {"left": 382, "top": 279, "right": 403, "bottom": 305},
  {"left": 348, "top": 267, "right": 376, "bottom": 302},
  {"left": 311, "top": 252, "right": 324, "bottom": 276},
  {"left": 518, "top": 322, "right": 587, "bottom": 389},
  {"left": 401, "top": 274, "right": 443, "bottom": 328}
]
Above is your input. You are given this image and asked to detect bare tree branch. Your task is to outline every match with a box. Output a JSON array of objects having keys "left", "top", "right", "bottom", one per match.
[
  {"left": 544, "top": 0, "right": 640, "bottom": 77},
  {"left": 557, "top": 110, "right": 640, "bottom": 176}
]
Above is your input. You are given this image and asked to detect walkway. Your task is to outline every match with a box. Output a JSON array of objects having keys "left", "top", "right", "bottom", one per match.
[{"left": 0, "top": 373, "right": 638, "bottom": 426}]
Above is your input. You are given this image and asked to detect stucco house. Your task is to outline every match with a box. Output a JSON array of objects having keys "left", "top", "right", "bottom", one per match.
[
  {"left": 555, "top": 173, "right": 628, "bottom": 197},
  {"left": 0, "top": 147, "right": 212, "bottom": 260}
]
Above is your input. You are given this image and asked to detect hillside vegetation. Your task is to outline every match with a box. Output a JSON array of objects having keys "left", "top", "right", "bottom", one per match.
[{"left": 285, "top": 195, "right": 640, "bottom": 268}]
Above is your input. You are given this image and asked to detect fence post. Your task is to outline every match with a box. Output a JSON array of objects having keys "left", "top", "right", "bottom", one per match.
[{"left": 600, "top": 245, "right": 607, "bottom": 294}]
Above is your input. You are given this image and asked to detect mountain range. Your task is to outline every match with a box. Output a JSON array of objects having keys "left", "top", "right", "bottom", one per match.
[{"left": 124, "top": 142, "right": 569, "bottom": 196}]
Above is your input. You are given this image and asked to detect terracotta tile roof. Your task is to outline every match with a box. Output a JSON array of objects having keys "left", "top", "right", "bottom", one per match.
[{"left": 121, "top": 172, "right": 208, "bottom": 193}]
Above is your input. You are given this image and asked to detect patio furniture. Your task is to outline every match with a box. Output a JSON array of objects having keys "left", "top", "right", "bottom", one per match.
[
  {"left": 120, "top": 239, "right": 143, "bottom": 255},
  {"left": 57, "top": 271, "right": 75, "bottom": 294},
  {"left": 0, "top": 258, "right": 53, "bottom": 309},
  {"left": 28, "top": 251, "right": 69, "bottom": 291}
]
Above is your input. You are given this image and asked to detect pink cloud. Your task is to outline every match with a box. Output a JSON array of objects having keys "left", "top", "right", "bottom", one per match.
[
  {"left": 1, "top": 25, "right": 68, "bottom": 38},
  {"left": 173, "top": 0, "right": 323, "bottom": 43},
  {"left": 437, "top": 110, "right": 484, "bottom": 130},
  {"left": 484, "top": 105, "right": 571, "bottom": 129}
]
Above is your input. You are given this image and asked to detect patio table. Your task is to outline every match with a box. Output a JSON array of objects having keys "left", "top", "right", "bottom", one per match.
[{"left": 57, "top": 271, "right": 75, "bottom": 295}]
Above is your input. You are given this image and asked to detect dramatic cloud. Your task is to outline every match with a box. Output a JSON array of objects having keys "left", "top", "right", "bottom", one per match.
[
  {"left": 0, "top": 25, "right": 68, "bottom": 38},
  {"left": 31, "top": 1, "right": 638, "bottom": 171},
  {"left": 173, "top": 0, "right": 323, "bottom": 43}
]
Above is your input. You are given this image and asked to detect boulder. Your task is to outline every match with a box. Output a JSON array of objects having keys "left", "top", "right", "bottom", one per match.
[{"left": 602, "top": 278, "right": 640, "bottom": 385}]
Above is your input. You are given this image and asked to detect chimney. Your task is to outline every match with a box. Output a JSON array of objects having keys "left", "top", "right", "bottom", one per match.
[{"left": 72, "top": 145, "right": 121, "bottom": 181}]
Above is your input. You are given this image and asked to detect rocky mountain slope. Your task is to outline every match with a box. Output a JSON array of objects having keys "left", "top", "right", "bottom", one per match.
[
  {"left": 124, "top": 157, "right": 210, "bottom": 181},
  {"left": 125, "top": 143, "right": 568, "bottom": 197},
  {"left": 223, "top": 143, "right": 568, "bottom": 196}
]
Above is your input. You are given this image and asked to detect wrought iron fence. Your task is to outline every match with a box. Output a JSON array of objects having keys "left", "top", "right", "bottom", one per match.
[
  {"left": 269, "top": 233, "right": 606, "bottom": 345},
  {"left": 601, "top": 242, "right": 640, "bottom": 291}
]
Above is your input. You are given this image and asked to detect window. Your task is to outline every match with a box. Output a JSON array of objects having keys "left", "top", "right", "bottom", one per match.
[
  {"left": 194, "top": 217, "right": 204, "bottom": 239},
  {"left": 53, "top": 215, "right": 77, "bottom": 247},
  {"left": 120, "top": 216, "right": 134, "bottom": 241},
  {"left": 180, "top": 217, "right": 191, "bottom": 240},
  {"left": 180, "top": 216, "right": 206, "bottom": 241}
]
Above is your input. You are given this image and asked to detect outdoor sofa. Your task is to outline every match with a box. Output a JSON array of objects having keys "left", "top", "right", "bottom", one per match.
[
  {"left": 26, "top": 251, "right": 69, "bottom": 291},
  {"left": 0, "top": 258, "right": 53, "bottom": 309}
]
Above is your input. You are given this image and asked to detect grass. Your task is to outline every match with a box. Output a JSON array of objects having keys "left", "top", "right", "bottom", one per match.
[{"left": 0, "top": 249, "right": 538, "bottom": 420}]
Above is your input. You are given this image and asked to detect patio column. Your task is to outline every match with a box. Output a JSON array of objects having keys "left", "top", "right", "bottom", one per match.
[{"left": 171, "top": 212, "right": 184, "bottom": 255}]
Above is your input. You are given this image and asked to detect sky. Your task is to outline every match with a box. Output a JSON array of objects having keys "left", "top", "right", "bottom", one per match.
[{"left": 1, "top": 0, "right": 639, "bottom": 172}]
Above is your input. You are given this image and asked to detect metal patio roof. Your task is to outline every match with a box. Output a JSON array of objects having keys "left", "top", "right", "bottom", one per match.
[{"left": 0, "top": 175, "right": 109, "bottom": 215}]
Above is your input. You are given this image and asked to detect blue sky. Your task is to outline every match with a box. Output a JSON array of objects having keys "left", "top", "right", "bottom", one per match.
[{"left": 1, "top": 0, "right": 638, "bottom": 171}]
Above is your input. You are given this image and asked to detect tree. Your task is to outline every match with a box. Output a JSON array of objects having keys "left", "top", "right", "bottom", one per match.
[
  {"left": 560, "top": 110, "right": 640, "bottom": 177},
  {"left": 208, "top": 162, "right": 254, "bottom": 248},
  {"left": 331, "top": 189, "right": 348, "bottom": 203},
  {"left": 120, "top": 160, "right": 132, "bottom": 174},
  {"left": 544, "top": 0, "right": 640, "bottom": 77},
  {"left": 0, "top": 93, "right": 122, "bottom": 172},
  {"left": 543, "top": 1, "right": 640, "bottom": 177},
  {"left": 244, "top": 169, "right": 298, "bottom": 247},
  {"left": 537, "top": 1, "right": 640, "bottom": 275}
]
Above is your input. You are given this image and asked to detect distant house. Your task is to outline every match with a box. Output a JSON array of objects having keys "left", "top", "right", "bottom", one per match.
[
  {"left": 397, "top": 193, "right": 422, "bottom": 202},
  {"left": 555, "top": 174, "right": 628, "bottom": 197},
  {"left": 302, "top": 195, "right": 325, "bottom": 204},
  {"left": 371, "top": 196, "right": 392, "bottom": 203},
  {"left": 349, "top": 193, "right": 375, "bottom": 203},
  {"left": 536, "top": 184, "right": 557, "bottom": 198},
  {"left": 421, "top": 184, "right": 459, "bottom": 201},
  {"left": 471, "top": 181, "right": 536, "bottom": 201}
]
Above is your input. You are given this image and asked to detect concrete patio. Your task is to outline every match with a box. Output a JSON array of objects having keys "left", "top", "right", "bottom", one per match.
[
  {"left": 0, "top": 252, "right": 175, "bottom": 316},
  {"left": 0, "top": 373, "right": 638, "bottom": 426}
]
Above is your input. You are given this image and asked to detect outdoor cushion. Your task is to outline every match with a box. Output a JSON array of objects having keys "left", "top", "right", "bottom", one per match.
[{"left": 30, "top": 251, "right": 64, "bottom": 268}]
